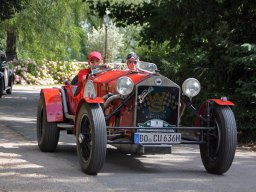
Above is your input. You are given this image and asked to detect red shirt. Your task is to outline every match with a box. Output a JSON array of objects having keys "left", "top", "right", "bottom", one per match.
[
  {"left": 76, "top": 68, "right": 91, "bottom": 95},
  {"left": 78, "top": 68, "right": 91, "bottom": 83}
]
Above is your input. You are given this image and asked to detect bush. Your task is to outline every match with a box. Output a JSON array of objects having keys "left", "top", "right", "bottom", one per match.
[{"left": 9, "top": 59, "right": 86, "bottom": 85}]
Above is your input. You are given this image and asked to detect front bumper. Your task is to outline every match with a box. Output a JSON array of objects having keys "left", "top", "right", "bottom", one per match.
[{"left": 107, "top": 126, "right": 215, "bottom": 145}]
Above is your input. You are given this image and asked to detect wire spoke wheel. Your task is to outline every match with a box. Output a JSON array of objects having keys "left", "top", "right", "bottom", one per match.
[
  {"left": 78, "top": 115, "right": 91, "bottom": 161},
  {"left": 207, "top": 118, "right": 221, "bottom": 158},
  {"left": 76, "top": 103, "right": 107, "bottom": 175},
  {"left": 200, "top": 105, "right": 237, "bottom": 175}
]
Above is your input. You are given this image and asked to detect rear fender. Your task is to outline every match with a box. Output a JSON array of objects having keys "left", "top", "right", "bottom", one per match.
[
  {"left": 74, "top": 97, "right": 104, "bottom": 135},
  {"left": 195, "top": 99, "right": 234, "bottom": 126},
  {"left": 41, "top": 88, "right": 63, "bottom": 122}
]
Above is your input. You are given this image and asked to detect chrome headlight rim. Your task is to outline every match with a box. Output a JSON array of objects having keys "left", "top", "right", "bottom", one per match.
[
  {"left": 116, "top": 76, "right": 134, "bottom": 96},
  {"left": 84, "top": 80, "right": 97, "bottom": 99},
  {"left": 182, "top": 78, "right": 201, "bottom": 98}
]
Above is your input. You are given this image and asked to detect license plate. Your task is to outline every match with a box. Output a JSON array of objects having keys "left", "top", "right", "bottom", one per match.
[{"left": 134, "top": 132, "right": 181, "bottom": 144}]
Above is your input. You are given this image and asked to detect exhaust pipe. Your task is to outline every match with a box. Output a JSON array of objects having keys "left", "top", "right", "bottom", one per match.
[{"left": 55, "top": 87, "right": 75, "bottom": 122}]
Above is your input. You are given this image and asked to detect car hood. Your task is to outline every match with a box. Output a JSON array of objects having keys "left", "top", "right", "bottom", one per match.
[
  {"left": 92, "top": 69, "right": 152, "bottom": 85},
  {"left": 90, "top": 69, "right": 152, "bottom": 95}
]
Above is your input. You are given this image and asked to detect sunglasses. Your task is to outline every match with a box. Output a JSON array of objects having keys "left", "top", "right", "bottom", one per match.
[{"left": 128, "top": 61, "right": 137, "bottom": 64}]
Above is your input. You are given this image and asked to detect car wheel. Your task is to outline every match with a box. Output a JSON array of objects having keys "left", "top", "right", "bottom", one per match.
[
  {"left": 6, "top": 79, "right": 13, "bottom": 94},
  {"left": 200, "top": 105, "right": 237, "bottom": 174},
  {"left": 37, "top": 94, "right": 60, "bottom": 152},
  {"left": 0, "top": 79, "right": 4, "bottom": 98},
  {"left": 76, "top": 103, "right": 107, "bottom": 175}
]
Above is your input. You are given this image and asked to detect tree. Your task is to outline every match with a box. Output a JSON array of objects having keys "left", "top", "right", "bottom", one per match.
[
  {"left": 0, "top": 0, "right": 24, "bottom": 21},
  {"left": 0, "top": 0, "right": 92, "bottom": 61},
  {"left": 0, "top": 0, "right": 25, "bottom": 60},
  {"left": 16, "top": 0, "right": 89, "bottom": 60},
  {"left": 85, "top": 24, "right": 125, "bottom": 62},
  {"left": 89, "top": 0, "right": 256, "bottom": 132}
]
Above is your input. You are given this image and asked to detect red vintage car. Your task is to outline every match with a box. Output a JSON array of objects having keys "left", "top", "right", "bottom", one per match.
[{"left": 36, "top": 61, "right": 237, "bottom": 175}]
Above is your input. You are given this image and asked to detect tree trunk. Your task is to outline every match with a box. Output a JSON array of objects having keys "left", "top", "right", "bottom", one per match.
[{"left": 6, "top": 27, "right": 18, "bottom": 61}]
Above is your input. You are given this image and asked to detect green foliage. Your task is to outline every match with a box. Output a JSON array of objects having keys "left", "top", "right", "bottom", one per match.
[
  {"left": 91, "top": 0, "right": 256, "bottom": 132},
  {"left": 135, "top": 41, "right": 180, "bottom": 79},
  {"left": 0, "top": 32, "right": 5, "bottom": 50},
  {"left": 1, "top": 0, "right": 255, "bottom": 134},
  {"left": 1, "top": 0, "right": 140, "bottom": 62},
  {"left": 0, "top": 0, "right": 25, "bottom": 21},
  {"left": 85, "top": 24, "right": 125, "bottom": 62},
  {"left": 0, "top": 0, "right": 145, "bottom": 64},
  {"left": 14, "top": 0, "right": 90, "bottom": 60}
]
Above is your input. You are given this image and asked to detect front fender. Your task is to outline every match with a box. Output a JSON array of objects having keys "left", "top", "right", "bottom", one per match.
[
  {"left": 209, "top": 99, "right": 234, "bottom": 106},
  {"left": 195, "top": 98, "right": 234, "bottom": 126},
  {"left": 41, "top": 88, "right": 63, "bottom": 122}
]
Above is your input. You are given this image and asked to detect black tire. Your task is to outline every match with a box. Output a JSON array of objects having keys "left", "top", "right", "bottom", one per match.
[
  {"left": 37, "top": 94, "right": 60, "bottom": 152},
  {"left": 200, "top": 105, "right": 237, "bottom": 174},
  {"left": 76, "top": 103, "right": 107, "bottom": 175},
  {"left": 71, "top": 75, "right": 78, "bottom": 85},
  {"left": 0, "top": 79, "right": 3, "bottom": 98},
  {"left": 6, "top": 79, "right": 13, "bottom": 94}
]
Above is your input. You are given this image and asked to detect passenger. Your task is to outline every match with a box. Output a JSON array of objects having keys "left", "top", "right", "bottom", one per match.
[{"left": 126, "top": 52, "right": 139, "bottom": 72}]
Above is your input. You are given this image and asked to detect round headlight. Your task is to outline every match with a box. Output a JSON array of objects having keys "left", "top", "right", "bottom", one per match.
[
  {"left": 84, "top": 80, "right": 96, "bottom": 98},
  {"left": 116, "top": 77, "right": 134, "bottom": 96},
  {"left": 182, "top": 78, "right": 201, "bottom": 98}
]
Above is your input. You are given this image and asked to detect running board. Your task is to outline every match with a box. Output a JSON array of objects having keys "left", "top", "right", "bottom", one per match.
[{"left": 57, "top": 123, "right": 74, "bottom": 130}]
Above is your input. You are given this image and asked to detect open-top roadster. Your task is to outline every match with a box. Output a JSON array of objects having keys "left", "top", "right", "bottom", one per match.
[{"left": 37, "top": 61, "right": 237, "bottom": 175}]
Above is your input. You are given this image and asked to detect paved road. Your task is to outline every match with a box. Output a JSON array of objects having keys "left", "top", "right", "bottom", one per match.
[{"left": 0, "top": 85, "right": 256, "bottom": 192}]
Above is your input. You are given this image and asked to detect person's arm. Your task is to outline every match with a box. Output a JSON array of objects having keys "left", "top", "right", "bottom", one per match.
[{"left": 78, "top": 68, "right": 90, "bottom": 82}]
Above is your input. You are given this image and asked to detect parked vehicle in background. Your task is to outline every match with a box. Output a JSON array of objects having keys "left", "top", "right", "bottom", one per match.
[
  {"left": 0, "top": 51, "right": 15, "bottom": 98},
  {"left": 37, "top": 61, "right": 237, "bottom": 175}
]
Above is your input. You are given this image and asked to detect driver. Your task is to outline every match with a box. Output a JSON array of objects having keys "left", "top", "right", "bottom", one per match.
[
  {"left": 78, "top": 51, "right": 102, "bottom": 83},
  {"left": 126, "top": 52, "right": 139, "bottom": 72},
  {"left": 74, "top": 51, "right": 102, "bottom": 95}
]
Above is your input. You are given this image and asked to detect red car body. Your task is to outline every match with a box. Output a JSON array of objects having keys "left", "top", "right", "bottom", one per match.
[{"left": 37, "top": 63, "right": 237, "bottom": 175}]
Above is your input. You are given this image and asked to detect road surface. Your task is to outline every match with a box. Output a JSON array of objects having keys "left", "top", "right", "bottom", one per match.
[{"left": 0, "top": 85, "right": 255, "bottom": 192}]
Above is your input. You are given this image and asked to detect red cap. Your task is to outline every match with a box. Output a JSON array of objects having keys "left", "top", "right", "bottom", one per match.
[{"left": 88, "top": 51, "right": 102, "bottom": 61}]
